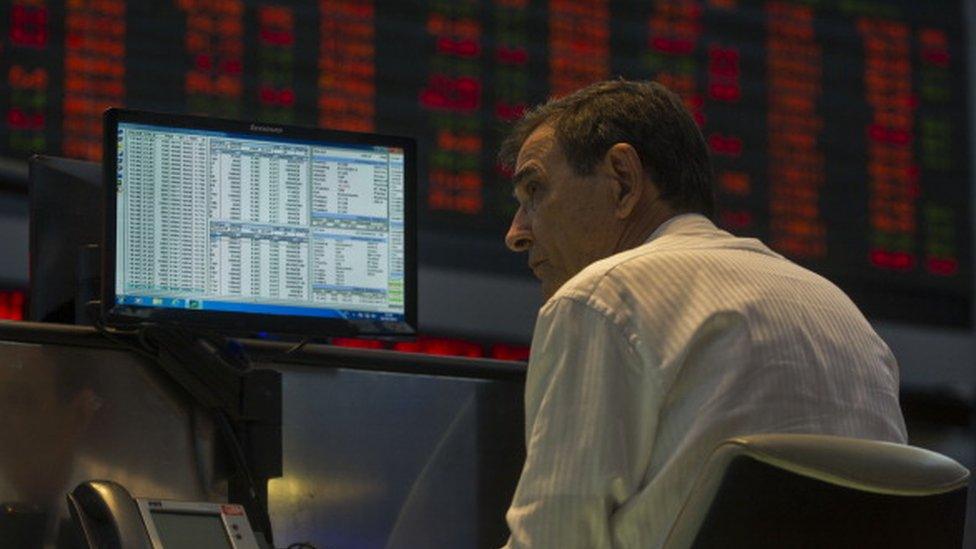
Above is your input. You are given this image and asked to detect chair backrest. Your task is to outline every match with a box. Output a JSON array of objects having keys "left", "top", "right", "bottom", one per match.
[{"left": 662, "top": 434, "right": 970, "bottom": 549}]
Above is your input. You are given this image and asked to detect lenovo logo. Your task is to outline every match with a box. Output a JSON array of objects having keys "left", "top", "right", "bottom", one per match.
[{"left": 250, "top": 124, "right": 283, "bottom": 133}]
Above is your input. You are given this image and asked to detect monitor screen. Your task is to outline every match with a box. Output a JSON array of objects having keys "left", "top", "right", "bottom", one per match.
[{"left": 103, "top": 109, "right": 417, "bottom": 336}]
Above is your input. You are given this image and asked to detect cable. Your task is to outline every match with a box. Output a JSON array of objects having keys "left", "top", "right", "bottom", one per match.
[
  {"left": 188, "top": 404, "right": 213, "bottom": 498},
  {"left": 281, "top": 336, "right": 312, "bottom": 357},
  {"left": 214, "top": 410, "right": 274, "bottom": 542},
  {"left": 87, "top": 302, "right": 154, "bottom": 361},
  {"left": 91, "top": 317, "right": 157, "bottom": 363}
]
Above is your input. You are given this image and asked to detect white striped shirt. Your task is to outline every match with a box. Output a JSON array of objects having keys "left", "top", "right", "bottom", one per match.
[{"left": 504, "top": 213, "right": 907, "bottom": 548}]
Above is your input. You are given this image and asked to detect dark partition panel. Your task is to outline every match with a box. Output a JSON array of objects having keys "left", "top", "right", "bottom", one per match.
[
  {"left": 268, "top": 365, "right": 523, "bottom": 548},
  {"left": 0, "top": 322, "right": 525, "bottom": 548}
]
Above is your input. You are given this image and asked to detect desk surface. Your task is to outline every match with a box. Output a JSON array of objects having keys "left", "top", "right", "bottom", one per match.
[{"left": 0, "top": 320, "right": 527, "bottom": 381}]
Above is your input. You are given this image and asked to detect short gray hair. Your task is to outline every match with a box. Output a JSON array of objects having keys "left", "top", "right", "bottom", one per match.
[{"left": 498, "top": 79, "right": 715, "bottom": 218}]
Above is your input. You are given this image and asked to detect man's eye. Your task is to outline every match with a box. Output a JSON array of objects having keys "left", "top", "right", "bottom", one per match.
[{"left": 513, "top": 179, "right": 541, "bottom": 208}]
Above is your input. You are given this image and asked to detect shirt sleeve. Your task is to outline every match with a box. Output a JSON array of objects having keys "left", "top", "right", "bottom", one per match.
[{"left": 504, "top": 295, "right": 661, "bottom": 548}]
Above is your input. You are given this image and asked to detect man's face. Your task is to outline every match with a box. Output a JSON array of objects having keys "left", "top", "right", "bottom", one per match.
[{"left": 505, "top": 124, "right": 619, "bottom": 299}]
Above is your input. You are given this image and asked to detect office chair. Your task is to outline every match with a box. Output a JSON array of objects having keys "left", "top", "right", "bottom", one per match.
[{"left": 663, "top": 433, "right": 970, "bottom": 548}]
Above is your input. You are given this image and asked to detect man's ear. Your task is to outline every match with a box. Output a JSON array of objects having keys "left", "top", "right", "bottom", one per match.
[{"left": 604, "top": 143, "right": 650, "bottom": 219}]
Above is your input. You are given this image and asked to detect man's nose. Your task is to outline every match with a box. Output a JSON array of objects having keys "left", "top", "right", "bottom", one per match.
[{"left": 505, "top": 207, "right": 533, "bottom": 252}]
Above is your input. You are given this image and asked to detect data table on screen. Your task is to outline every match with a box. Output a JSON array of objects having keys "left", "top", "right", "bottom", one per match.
[{"left": 114, "top": 122, "right": 405, "bottom": 320}]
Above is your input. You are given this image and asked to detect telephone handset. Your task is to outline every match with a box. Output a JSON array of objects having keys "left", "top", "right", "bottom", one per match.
[
  {"left": 67, "top": 480, "right": 152, "bottom": 549},
  {"left": 67, "top": 480, "right": 263, "bottom": 549}
]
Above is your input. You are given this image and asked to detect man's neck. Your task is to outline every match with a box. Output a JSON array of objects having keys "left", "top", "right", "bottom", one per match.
[{"left": 613, "top": 199, "right": 676, "bottom": 253}]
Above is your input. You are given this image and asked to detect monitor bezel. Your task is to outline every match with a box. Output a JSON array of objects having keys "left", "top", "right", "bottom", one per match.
[{"left": 102, "top": 107, "right": 418, "bottom": 337}]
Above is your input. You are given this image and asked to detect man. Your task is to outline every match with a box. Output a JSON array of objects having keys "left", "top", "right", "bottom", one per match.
[{"left": 499, "top": 79, "right": 907, "bottom": 548}]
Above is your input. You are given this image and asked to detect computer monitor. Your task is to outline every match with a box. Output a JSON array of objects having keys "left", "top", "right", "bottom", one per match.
[
  {"left": 101, "top": 109, "right": 417, "bottom": 337},
  {"left": 28, "top": 155, "right": 102, "bottom": 323}
]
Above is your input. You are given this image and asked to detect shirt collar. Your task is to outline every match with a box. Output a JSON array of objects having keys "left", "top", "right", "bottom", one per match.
[{"left": 643, "top": 213, "right": 714, "bottom": 245}]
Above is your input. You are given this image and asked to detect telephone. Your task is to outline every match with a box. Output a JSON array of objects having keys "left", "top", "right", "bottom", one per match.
[{"left": 66, "top": 480, "right": 265, "bottom": 549}]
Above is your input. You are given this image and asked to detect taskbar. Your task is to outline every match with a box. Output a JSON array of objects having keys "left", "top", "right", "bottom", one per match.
[{"left": 115, "top": 294, "right": 404, "bottom": 322}]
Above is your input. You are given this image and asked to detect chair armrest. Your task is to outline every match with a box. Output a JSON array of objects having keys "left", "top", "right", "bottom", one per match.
[{"left": 719, "top": 433, "right": 969, "bottom": 495}]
